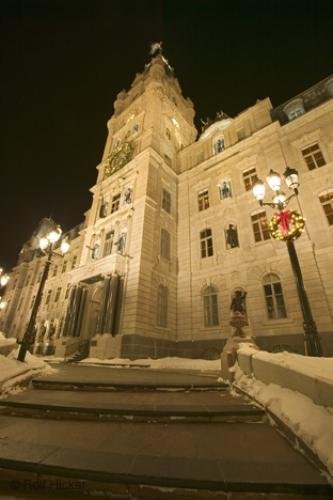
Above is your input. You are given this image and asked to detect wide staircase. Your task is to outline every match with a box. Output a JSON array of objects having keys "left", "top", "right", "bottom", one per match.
[{"left": 0, "top": 363, "right": 331, "bottom": 499}]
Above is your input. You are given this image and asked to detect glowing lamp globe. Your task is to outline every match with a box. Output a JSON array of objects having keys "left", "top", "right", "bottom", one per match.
[
  {"left": 39, "top": 237, "right": 49, "bottom": 250},
  {"left": 48, "top": 228, "right": 62, "bottom": 244},
  {"left": 252, "top": 180, "right": 266, "bottom": 202},
  {"left": 273, "top": 192, "right": 287, "bottom": 205},
  {"left": 267, "top": 169, "right": 282, "bottom": 192},
  {"left": 283, "top": 166, "right": 299, "bottom": 191},
  {"left": 60, "top": 239, "right": 70, "bottom": 254},
  {"left": 0, "top": 301, "right": 7, "bottom": 310},
  {"left": 0, "top": 274, "right": 10, "bottom": 287}
]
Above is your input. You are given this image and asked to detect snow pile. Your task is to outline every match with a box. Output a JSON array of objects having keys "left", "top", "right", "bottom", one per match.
[
  {"left": 238, "top": 344, "right": 333, "bottom": 383},
  {"left": 235, "top": 364, "right": 333, "bottom": 479},
  {"left": 83, "top": 356, "right": 221, "bottom": 371},
  {"left": 0, "top": 348, "right": 53, "bottom": 394}
]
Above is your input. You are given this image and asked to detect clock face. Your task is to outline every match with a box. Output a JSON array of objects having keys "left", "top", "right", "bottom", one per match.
[{"left": 104, "top": 141, "right": 133, "bottom": 178}]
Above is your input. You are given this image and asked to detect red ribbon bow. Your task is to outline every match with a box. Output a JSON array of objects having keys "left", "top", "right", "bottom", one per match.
[{"left": 276, "top": 210, "right": 292, "bottom": 236}]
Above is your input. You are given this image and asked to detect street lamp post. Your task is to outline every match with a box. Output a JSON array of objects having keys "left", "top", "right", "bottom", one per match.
[
  {"left": 17, "top": 224, "right": 70, "bottom": 362},
  {"left": 0, "top": 268, "right": 10, "bottom": 312},
  {"left": 252, "top": 167, "right": 323, "bottom": 357}
]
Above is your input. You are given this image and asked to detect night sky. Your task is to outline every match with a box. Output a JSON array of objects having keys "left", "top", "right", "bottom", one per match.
[{"left": 1, "top": 0, "right": 332, "bottom": 270}]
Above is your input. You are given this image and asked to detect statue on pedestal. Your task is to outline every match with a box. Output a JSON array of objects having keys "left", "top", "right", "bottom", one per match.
[{"left": 229, "top": 290, "right": 248, "bottom": 338}]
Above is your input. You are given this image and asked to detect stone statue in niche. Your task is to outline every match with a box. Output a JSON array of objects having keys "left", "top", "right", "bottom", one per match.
[
  {"left": 115, "top": 232, "right": 127, "bottom": 254},
  {"left": 220, "top": 181, "right": 232, "bottom": 199},
  {"left": 214, "top": 138, "right": 225, "bottom": 154},
  {"left": 123, "top": 187, "right": 133, "bottom": 204},
  {"left": 225, "top": 224, "right": 239, "bottom": 249},
  {"left": 92, "top": 242, "right": 100, "bottom": 260}
]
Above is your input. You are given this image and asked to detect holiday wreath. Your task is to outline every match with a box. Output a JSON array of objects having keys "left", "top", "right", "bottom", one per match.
[{"left": 269, "top": 209, "right": 305, "bottom": 241}]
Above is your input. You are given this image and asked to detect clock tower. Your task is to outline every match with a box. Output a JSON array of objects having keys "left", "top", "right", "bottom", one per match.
[{"left": 66, "top": 49, "right": 197, "bottom": 359}]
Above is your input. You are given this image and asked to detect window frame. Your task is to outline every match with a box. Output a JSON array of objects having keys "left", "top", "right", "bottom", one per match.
[
  {"left": 251, "top": 211, "right": 270, "bottom": 243},
  {"left": 301, "top": 143, "right": 326, "bottom": 171},
  {"left": 200, "top": 228, "right": 214, "bottom": 258},
  {"left": 198, "top": 189, "right": 210, "bottom": 211},
  {"left": 160, "top": 229, "right": 171, "bottom": 260},
  {"left": 111, "top": 193, "right": 121, "bottom": 213},
  {"left": 103, "top": 230, "right": 115, "bottom": 256},
  {"left": 263, "top": 274, "right": 287, "bottom": 320},
  {"left": 162, "top": 189, "right": 171, "bottom": 214},
  {"left": 157, "top": 285, "right": 168, "bottom": 328},
  {"left": 203, "top": 286, "right": 219, "bottom": 327},
  {"left": 243, "top": 168, "right": 258, "bottom": 192},
  {"left": 319, "top": 190, "right": 333, "bottom": 225}
]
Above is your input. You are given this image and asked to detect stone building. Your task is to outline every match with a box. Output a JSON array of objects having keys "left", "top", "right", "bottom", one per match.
[{"left": 1, "top": 51, "right": 333, "bottom": 358}]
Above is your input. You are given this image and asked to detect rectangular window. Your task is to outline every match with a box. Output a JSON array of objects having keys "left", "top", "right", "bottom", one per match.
[
  {"left": 251, "top": 212, "right": 270, "bottom": 242},
  {"left": 198, "top": 190, "right": 209, "bottom": 211},
  {"left": 302, "top": 144, "right": 326, "bottom": 170},
  {"left": 54, "top": 287, "right": 61, "bottom": 302},
  {"left": 243, "top": 168, "right": 258, "bottom": 191},
  {"left": 162, "top": 189, "right": 171, "bottom": 213},
  {"left": 71, "top": 256, "right": 77, "bottom": 269},
  {"left": 200, "top": 228, "right": 214, "bottom": 258},
  {"left": 99, "top": 200, "right": 109, "bottom": 218},
  {"left": 45, "top": 289, "right": 52, "bottom": 305},
  {"left": 65, "top": 285, "right": 70, "bottom": 299},
  {"left": 103, "top": 230, "right": 115, "bottom": 256},
  {"left": 319, "top": 192, "right": 333, "bottom": 225},
  {"left": 157, "top": 286, "right": 168, "bottom": 327},
  {"left": 111, "top": 194, "right": 121, "bottom": 213},
  {"left": 160, "top": 229, "right": 171, "bottom": 260},
  {"left": 52, "top": 265, "right": 58, "bottom": 277},
  {"left": 62, "top": 261, "right": 67, "bottom": 273}
]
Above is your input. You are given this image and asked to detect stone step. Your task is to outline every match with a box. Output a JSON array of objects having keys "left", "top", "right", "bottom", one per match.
[
  {"left": 0, "top": 388, "right": 264, "bottom": 423},
  {"left": 32, "top": 378, "right": 228, "bottom": 392},
  {"left": 0, "top": 468, "right": 332, "bottom": 499},
  {"left": 0, "top": 417, "right": 331, "bottom": 498}
]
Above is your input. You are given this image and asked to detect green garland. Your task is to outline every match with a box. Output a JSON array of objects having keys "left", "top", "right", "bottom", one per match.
[{"left": 269, "top": 210, "right": 305, "bottom": 241}]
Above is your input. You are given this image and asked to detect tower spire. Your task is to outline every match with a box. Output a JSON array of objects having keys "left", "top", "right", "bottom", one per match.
[{"left": 149, "top": 41, "right": 163, "bottom": 57}]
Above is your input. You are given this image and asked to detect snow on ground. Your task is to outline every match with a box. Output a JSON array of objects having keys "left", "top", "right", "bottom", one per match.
[
  {"left": 0, "top": 348, "right": 53, "bottom": 395},
  {"left": 82, "top": 356, "right": 221, "bottom": 371},
  {"left": 238, "top": 343, "right": 333, "bottom": 383},
  {"left": 234, "top": 363, "right": 333, "bottom": 480}
]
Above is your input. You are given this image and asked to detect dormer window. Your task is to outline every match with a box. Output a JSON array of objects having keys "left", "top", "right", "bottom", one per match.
[{"left": 283, "top": 98, "right": 305, "bottom": 122}]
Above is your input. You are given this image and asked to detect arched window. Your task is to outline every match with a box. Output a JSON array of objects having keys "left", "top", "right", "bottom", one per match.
[
  {"left": 157, "top": 285, "right": 168, "bottom": 327},
  {"left": 263, "top": 274, "right": 287, "bottom": 319},
  {"left": 203, "top": 286, "right": 219, "bottom": 327}
]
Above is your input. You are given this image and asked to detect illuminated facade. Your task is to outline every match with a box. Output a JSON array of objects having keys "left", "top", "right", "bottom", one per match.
[{"left": 2, "top": 53, "right": 333, "bottom": 358}]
